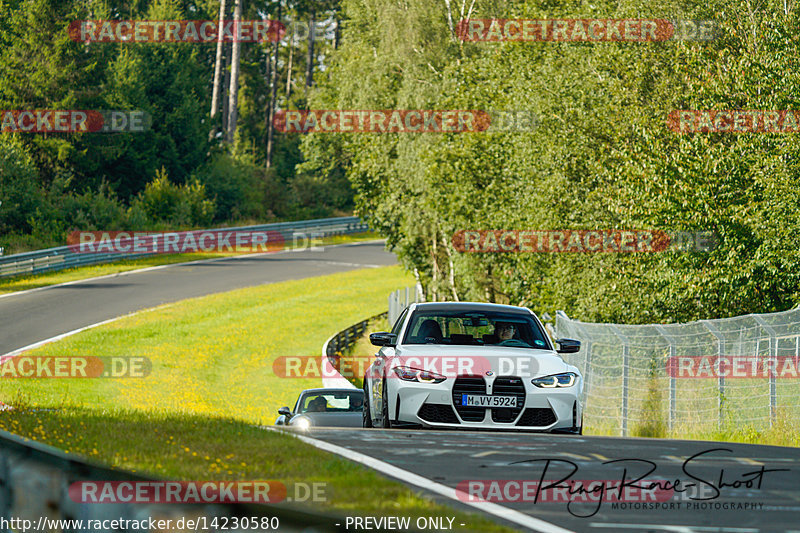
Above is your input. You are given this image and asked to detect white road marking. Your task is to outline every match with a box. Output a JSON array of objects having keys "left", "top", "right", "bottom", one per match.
[{"left": 264, "top": 427, "right": 576, "bottom": 533}]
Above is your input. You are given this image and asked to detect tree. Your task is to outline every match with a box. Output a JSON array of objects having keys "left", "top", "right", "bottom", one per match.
[{"left": 226, "top": 0, "right": 243, "bottom": 142}]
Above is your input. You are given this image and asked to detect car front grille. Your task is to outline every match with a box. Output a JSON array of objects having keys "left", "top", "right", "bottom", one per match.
[
  {"left": 452, "top": 376, "right": 487, "bottom": 422},
  {"left": 418, "top": 403, "right": 459, "bottom": 424},
  {"left": 516, "top": 407, "right": 557, "bottom": 427},
  {"left": 491, "top": 376, "right": 526, "bottom": 422}
]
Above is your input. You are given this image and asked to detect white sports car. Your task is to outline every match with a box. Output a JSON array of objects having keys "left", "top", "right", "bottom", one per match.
[{"left": 362, "top": 302, "right": 583, "bottom": 433}]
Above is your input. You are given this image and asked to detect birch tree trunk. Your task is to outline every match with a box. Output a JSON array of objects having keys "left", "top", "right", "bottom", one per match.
[
  {"left": 210, "top": 0, "right": 227, "bottom": 118},
  {"left": 266, "top": 1, "right": 282, "bottom": 168},
  {"left": 305, "top": 9, "right": 315, "bottom": 88},
  {"left": 226, "top": 0, "right": 243, "bottom": 143},
  {"left": 208, "top": 0, "right": 227, "bottom": 140}
]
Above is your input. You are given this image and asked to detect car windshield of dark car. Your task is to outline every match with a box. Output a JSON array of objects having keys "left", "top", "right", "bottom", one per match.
[
  {"left": 297, "top": 391, "right": 365, "bottom": 413},
  {"left": 403, "top": 311, "right": 549, "bottom": 349}
]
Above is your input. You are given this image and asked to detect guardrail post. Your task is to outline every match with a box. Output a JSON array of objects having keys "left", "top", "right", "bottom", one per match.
[{"left": 701, "top": 321, "right": 725, "bottom": 429}]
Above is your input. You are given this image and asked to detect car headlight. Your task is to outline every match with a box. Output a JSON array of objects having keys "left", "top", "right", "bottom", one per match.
[
  {"left": 292, "top": 416, "right": 311, "bottom": 429},
  {"left": 531, "top": 372, "right": 578, "bottom": 388},
  {"left": 393, "top": 366, "right": 446, "bottom": 383}
]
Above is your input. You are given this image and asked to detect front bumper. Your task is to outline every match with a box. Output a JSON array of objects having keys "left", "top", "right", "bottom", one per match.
[{"left": 388, "top": 375, "right": 582, "bottom": 431}]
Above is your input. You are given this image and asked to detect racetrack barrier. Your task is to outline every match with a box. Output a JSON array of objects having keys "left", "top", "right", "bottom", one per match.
[
  {"left": 322, "top": 312, "right": 387, "bottom": 389},
  {"left": 0, "top": 216, "right": 370, "bottom": 279}
]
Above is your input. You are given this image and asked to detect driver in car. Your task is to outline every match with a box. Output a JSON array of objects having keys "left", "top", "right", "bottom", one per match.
[
  {"left": 497, "top": 322, "right": 515, "bottom": 341},
  {"left": 307, "top": 396, "right": 328, "bottom": 412}
]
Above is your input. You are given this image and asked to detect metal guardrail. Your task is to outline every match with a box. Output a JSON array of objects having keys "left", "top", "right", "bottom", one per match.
[
  {"left": 325, "top": 312, "right": 387, "bottom": 360},
  {"left": 0, "top": 427, "right": 349, "bottom": 532},
  {"left": 322, "top": 312, "right": 388, "bottom": 389},
  {"left": 0, "top": 217, "right": 369, "bottom": 279}
]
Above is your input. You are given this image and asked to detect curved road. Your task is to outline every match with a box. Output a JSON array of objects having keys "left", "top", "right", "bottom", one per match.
[
  {"left": 0, "top": 241, "right": 396, "bottom": 356},
  {"left": 3, "top": 241, "right": 798, "bottom": 533}
]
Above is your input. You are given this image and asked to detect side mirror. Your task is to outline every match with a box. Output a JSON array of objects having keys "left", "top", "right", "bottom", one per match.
[
  {"left": 278, "top": 406, "right": 292, "bottom": 417},
  {"left": 555, "top": 338, "right": 581, "bottom": 354},
  {"left": 370, "top": 332, "right": 397, "bottom": 347}
]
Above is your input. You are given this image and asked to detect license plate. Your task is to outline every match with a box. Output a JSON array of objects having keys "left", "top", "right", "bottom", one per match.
[{"left": 461, "top": 394, "right": 518, "bottom": 408}]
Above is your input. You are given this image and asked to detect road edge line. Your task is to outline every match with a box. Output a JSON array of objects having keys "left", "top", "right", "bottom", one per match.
[
  {"left": 0, "top": 239, "right": 387, "bottom": 300},
  {"left": 264, "top": 427, "right": 576, "bottom": 533}
]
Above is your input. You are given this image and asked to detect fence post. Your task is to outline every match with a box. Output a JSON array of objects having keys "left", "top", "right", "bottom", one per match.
[
  {"left": 752, "top": 315, "right": 778, "bottom": 427},
  {"left": 655, "top": 325, "right": 677, "bottom": 432},
  {"left": 611, "top": 326, "right": 629, "bottom": 437},
  {"left": 701, "top": 321, "right": 725, "bottom": 429}
]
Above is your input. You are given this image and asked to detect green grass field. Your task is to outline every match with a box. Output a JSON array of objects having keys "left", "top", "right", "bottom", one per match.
[
  {"left": 0, "top": 232, "right": 380, "bottom": 295},
  {"left": 0, "top": 265, "right": 515, "bottom": 532}
]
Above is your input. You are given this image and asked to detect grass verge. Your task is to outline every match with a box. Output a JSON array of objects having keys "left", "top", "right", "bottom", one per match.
[
  {"left": 0, "top": 232, "right": 380, "bottom": 295},
  {"left": 0, "top": 266, "right": 515, "bottom": 532}
]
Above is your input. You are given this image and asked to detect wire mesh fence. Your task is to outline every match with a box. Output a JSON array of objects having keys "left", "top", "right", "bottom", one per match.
[
  {"left": 555, "top": 307, "right": 800, "bottom": 436},
  {"left": 387, "top": 286, "right": 422, "bottom": 326}
]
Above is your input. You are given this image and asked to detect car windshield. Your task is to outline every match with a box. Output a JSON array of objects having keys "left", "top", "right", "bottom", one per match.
[
  {"left": 297, "top": 391, "right": 364, "bottom": 413},
  {"left": 402, "top": 310, "right": 549, "bottom": 349}
]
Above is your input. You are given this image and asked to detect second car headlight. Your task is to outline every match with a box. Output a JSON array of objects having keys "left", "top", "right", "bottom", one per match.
[
  {"left": 393, "top": 366, "right": 446, "bottom": 383},
  {"left": 531, "top": 372, "right": 578, "bottom": 388},
  {"left": 291, "top": 416, "right": 311, "bottom": 429}
]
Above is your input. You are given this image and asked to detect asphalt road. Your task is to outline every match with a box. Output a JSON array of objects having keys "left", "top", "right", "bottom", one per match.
[
  {"left": 302, "top": 428, "right": 800, "bottom": 533},
  {"left": 0, "top": 241, "right": 397, "bottom": 356}
]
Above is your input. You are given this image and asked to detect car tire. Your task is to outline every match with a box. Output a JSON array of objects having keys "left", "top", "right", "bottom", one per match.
[
  {"left": 381, "top": 379, "right": 392, "bottom": 428},
  {"left": 362, "top": 379, "right": 373, "bottom": 428}
]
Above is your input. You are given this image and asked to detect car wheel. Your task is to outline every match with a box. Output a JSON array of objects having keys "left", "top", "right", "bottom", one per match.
[
  {"left": 381, "top": 379, "right": 392, "bottom": 428},
  {"left": 362, "top": 380, "right": 373, "bottom": 428}
]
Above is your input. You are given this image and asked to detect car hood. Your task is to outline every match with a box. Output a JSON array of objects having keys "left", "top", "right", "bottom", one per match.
[
  {"left": 291, "top": 412, "right": 363, "bottom": 428},
  {"left": 391, "top": 344, "right": 576, "bottom": 379}
]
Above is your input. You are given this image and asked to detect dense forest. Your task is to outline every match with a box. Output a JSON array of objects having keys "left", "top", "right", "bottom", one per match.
[
  {"left": 2, "top": 0, "right": 799, "bottom": 323},
  {"left": 0, "top": 0, "right": 347, "bottom": 252}
]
